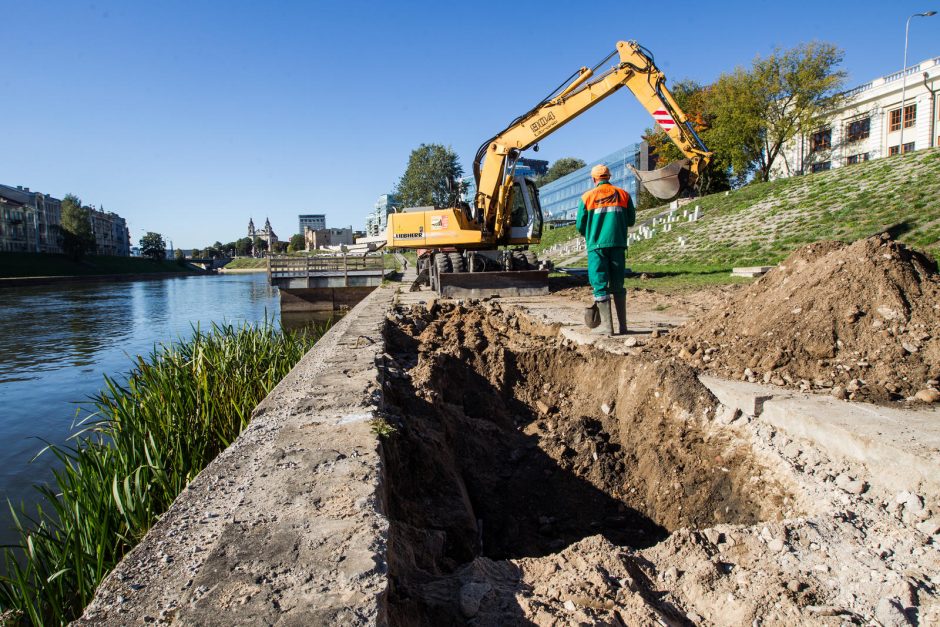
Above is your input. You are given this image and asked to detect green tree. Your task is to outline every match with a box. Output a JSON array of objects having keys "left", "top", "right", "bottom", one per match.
[
  {"left": 140, "top": 232, "right": 166, "bottom": 262},
  {"left": 536, "top": 157, "right": 586, "bottom": 187},
  {"left": 395, "top": 143, "right": 464, "bottom": 208},
  {"left": 708, "top": 41, "right": 846, "bottom": 182},
  {"left": 235, "top": 237, "right": 252, "bottom": 257},
  {"left": 271, "top": 241, "right": 288, "bottom": 254},
  {"left": 253, "top": 237, "right": 268, "bottom": 255},
  {"left": 288, "top": 233, "right": 305, "bottom": 253},
  {"left": 59, "top": 194, "right": 94, "bottom": 260}
]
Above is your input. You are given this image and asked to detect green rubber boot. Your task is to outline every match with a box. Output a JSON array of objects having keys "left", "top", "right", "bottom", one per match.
[
  {"left": 613, "top": 293, "right": 627, "bottom": 335},
  {"left": 591, "top": 299, "right": 614, "bottom": 335}
]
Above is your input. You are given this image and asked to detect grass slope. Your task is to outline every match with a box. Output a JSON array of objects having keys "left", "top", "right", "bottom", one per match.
[
  {"left": 222, "top": 257, "right": 267, "bottom": 269},
  {"left": 628, "top": 148, "right": 940, "bottom": 266},
  {"left": 0, "top": 253, "right": 192, "bottom": 278}
]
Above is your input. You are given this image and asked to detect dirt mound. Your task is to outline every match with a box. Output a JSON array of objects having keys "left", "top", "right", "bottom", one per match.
[
  {"left": 380, "top": 301, "right": 794, "bottom": 624},
  {"left": 659, "top": 235, "right": 940, "bottom": 402}
]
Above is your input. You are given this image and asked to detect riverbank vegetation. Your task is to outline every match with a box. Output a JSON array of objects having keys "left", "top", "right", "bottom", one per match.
[
  {"left": 0, "top": 252, "right": 194, "bottom": 278},
  {"left": 0, "top": 320, "right": 326, "bottom": 624}
]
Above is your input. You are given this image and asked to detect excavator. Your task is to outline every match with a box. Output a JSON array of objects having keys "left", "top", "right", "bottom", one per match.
[{"left": 386, "top": 40, "right": 713, "bottom": 296}]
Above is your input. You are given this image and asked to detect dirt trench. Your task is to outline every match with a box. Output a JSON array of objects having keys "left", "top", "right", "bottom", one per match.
[{"left": 379, "top": 301, "right": 794, "bottom": 624}]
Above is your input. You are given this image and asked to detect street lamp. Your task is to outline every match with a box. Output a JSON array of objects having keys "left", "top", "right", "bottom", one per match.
[{"left": 899, "top": 10, "right": 936, "bottom": 154}]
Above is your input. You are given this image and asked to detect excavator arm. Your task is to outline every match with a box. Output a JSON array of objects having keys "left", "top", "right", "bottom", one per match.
[{"left": 473, "top": 40, "right": 713, "bottom": 241}]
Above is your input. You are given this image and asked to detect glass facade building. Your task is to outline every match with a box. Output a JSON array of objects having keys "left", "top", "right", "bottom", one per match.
[
  {"left": 538, "top": 142, "right": 648, "bottom": 220},
  {"left": 366, "top": 193, "right": 398, "bottom": 237}
]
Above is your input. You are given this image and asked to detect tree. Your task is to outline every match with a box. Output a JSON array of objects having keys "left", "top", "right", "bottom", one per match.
[
  {"left": 708, "top": 42, "right": 846, "bottom": 182},
  {"left": 395, "top": 143, "right": 464, "bottom": 208},
  {"left": 235, "top": 237, "right": 252, "bottom": 257},
  {"left": 271, "top": 241, "right": 288, "bottom": 254},
  {"left": 59, "top": 194, "right": 94, "bottom": 260},
  {"left": 536, "top": 157, "right": 586, "bottom": 187},
  {"left": 140, "top": 232, "right": 166, "bottom": 262},
  {"left": 253, "top": 237, "right": 268, "bottom": 255},
  {"left": 174, "top": 248, "right": 186, "bottom": 265},
  {"left": 288, "top": 233, "right": 305, "bottom": 253}
]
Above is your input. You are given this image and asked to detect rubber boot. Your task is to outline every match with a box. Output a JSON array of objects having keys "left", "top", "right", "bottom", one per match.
[
  {"left": 613, "top": 293, "right": 627, "bottom": 335},
  {"left": 591, "top": 299, "right": 614, "bottom": 335}
]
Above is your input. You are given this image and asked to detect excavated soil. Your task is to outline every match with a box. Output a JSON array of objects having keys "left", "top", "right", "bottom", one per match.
[
  {"left": 379, "top": 301, "right": 795, "bottom": 625},
  {"left": 656, "top": 235, "right": 940, "bottom": 402}
]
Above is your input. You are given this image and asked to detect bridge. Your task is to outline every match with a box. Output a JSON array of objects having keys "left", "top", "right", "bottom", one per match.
[
  {"left": 188, "top": 256, "right": 232, "bottom": 271},
  {"left": 267, "top": 254, "right": 392, "bottom": 312}
]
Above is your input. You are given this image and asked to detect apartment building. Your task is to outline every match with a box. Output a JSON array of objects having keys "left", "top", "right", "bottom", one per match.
[{"left": 775, "top": 55, "right": 940, "bottom": 177}]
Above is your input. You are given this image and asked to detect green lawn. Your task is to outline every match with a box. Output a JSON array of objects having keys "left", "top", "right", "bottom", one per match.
[
  {"left": 624, "top": 263, "right": 753, "bottom": 292},
  {"left": 542, "top": 149, "right": 940, "bottom": 270},
  {"left": 222, "top": 257, "right": 267, "bottom": 269},
  {"left": 562, "top": 260, "right": 753, "bottom": 293},
  {"left": 626, "top": 148, "right": 940, "bottom": 267},
  {"left": 531, "top": 224, "right": 578, "bottom": 253},
  {"left": 0, "top": 252, "right": 193, "bottom": 278}
]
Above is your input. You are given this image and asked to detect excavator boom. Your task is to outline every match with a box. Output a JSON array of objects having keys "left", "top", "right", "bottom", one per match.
[{"left": 474, "top": 40, "right": 712, "bottom": 240}]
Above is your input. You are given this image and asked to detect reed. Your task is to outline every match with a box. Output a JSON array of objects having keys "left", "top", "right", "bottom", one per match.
[{"left": 0, "top": 320, "right": 325, "bottom": 625}]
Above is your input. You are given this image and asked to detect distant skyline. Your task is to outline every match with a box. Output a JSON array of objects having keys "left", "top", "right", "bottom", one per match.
[{"left": 2, "top": 0, "right": 938, "bottom": 248}]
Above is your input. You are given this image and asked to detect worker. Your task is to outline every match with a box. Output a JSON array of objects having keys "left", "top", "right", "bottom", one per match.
[{"left": 576, "top": 164, "right": 636, "bottom": 335}]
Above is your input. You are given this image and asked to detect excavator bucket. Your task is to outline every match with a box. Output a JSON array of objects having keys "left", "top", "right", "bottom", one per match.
[{"left": 629, "top": 159, "right": 692, "bottom": 200}]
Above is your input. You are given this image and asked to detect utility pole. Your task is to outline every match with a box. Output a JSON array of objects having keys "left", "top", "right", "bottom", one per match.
[{"left": 899, "top": 11, "right": 936, "bottom": 154}]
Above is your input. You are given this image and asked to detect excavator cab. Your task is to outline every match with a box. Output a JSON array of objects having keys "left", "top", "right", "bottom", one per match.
[{"left": 507, "top": 177, "right": 543, "bottom": 244}]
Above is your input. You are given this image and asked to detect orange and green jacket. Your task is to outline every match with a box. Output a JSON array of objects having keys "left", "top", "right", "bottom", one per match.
[{"left": 576, "top": 180, "right": 636, "bottom": 251}]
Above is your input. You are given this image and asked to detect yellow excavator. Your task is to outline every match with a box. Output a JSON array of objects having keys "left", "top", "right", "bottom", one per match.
[{"left": 387, "top": 40, "right": 713, "bottom": 296}]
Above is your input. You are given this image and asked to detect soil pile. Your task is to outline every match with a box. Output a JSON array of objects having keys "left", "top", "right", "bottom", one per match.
[{"left": 659, "top": 235, "right": 940, "bottom": 402}]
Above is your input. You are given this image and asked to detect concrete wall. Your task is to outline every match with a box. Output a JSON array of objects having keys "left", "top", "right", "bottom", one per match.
[{"left": 77, "top": 284, "right": 393, "bottom": 625}]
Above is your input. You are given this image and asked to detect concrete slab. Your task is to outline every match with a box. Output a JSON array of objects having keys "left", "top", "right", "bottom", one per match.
[
  {"left": 700, "top": 375, "right": 940, "bottom": 496},
  {"left": 760, "top": 392, "right": 940, "bottom": 496},
  {"left": 699, "top": 375, "right": 775, "bottom": 417},
  {"left": 731, "top": 265, "right": 775, "bottom": 277}
]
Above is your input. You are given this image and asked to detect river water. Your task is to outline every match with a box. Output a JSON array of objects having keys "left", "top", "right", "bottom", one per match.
[{"left": 0, "top": 272, "right": 305, "bottom": 548}]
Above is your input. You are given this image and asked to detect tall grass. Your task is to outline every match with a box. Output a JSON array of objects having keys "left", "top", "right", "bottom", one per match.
[{"left": 0, "top": 320, "right": 326, "bottom": 625}]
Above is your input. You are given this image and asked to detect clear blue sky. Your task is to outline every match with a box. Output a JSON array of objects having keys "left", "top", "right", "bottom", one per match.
[{"left": 2, "top": 0, "right": 938, "bottom": 248}]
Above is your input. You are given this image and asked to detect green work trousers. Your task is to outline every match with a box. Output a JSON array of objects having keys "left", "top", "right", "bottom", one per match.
[{"left": 588, "top": 247, "right": 626, "bottom": 301}]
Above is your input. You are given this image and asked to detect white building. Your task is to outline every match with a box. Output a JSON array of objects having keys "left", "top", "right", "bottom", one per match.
[{"left": 775, "top": 55, "right": 940, "bottom": 178}]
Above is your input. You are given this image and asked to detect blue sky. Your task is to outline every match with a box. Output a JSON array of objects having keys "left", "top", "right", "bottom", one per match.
[{"left": 2, "top": 1, "right": 938, "bottom": 248}]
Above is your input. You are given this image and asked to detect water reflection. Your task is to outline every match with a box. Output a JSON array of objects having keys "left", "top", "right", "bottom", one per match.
[
  {"left": 280, "top": 310, "right": 343, "bottom": 333},
  {"left": 0, "top": 273, "right": 298, "bottom": 548}
]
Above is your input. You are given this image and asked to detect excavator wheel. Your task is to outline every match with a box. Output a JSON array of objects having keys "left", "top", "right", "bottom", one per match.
[
  {"left": 434, "top": 253, "right": 453, "bottom": 275},
  {"left": 447, "top": 252, "right": 466, "bottom": 273},
  {"left": 509, "top": 250, "right": 530, "bottom": 270},
  {"left": 523, "top": 251, "right": 538, "bottom": 269}
]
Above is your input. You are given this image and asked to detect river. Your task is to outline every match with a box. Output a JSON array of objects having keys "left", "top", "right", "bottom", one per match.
[{"left": 0, "top": 272, "right": 314, "bottom": 549}]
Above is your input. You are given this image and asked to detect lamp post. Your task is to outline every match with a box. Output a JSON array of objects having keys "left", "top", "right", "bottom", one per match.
[{"left": 899, "top": 10, "right": 936, "bottom": 154}]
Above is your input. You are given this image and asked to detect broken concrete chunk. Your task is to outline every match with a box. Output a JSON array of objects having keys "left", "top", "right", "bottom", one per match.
[
  {"left": 915, "top": 518, "right": 940, "bottom": 537},
  {"left": 459, "top": 582, "right": 492, "bottom": 618},
  {"left": 835, "top": 473, "right": 866, "bottom": 495},
  {"left": 914, "top": 388, "right": 940, "bottom": 403},
  {"left": 874, "top": 596, "right": 913, "bottom": 627}
]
